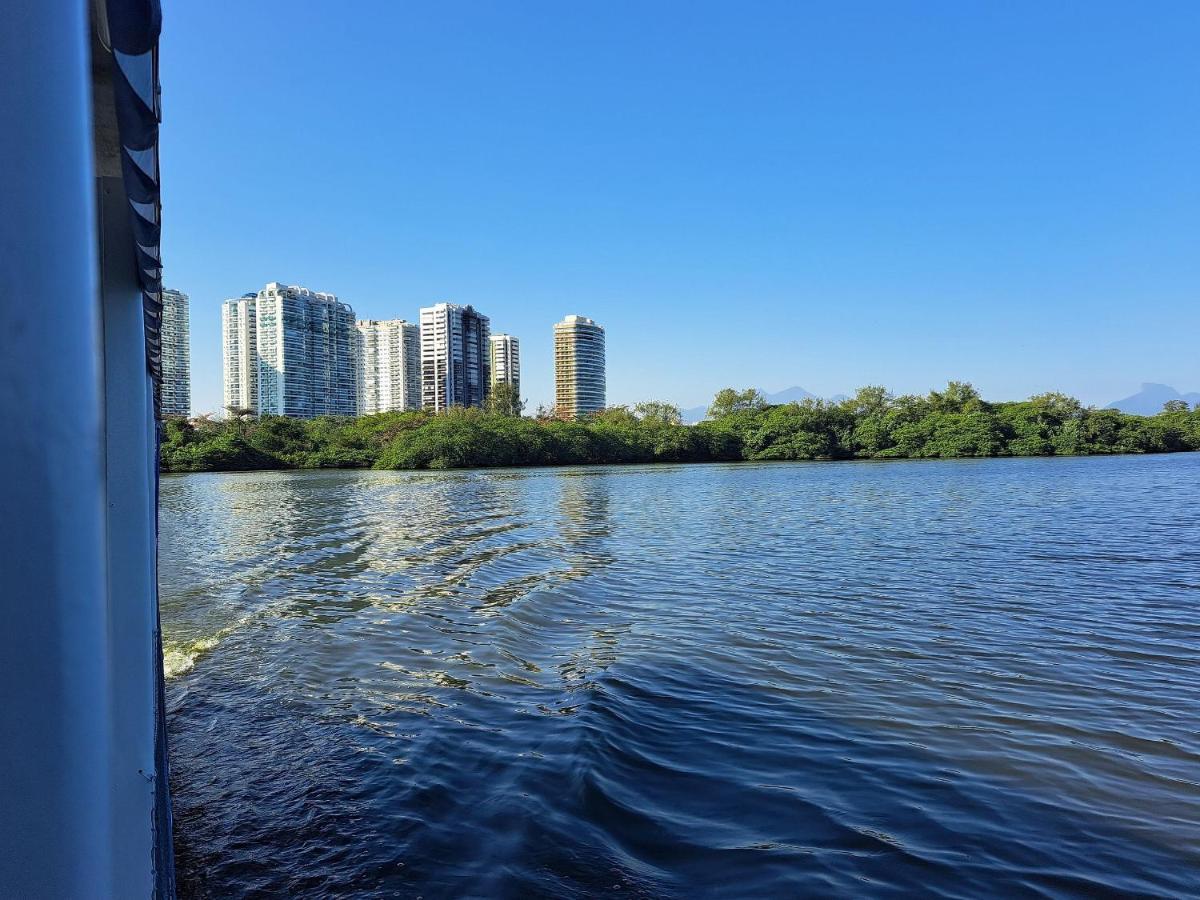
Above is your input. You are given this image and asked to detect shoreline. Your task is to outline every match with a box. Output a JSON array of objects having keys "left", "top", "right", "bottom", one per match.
[
  {"left": 162, "top": 391, "right": 1200, "bottom": 475},
  {"left": 160, "top": 446, "right": 1200, "bottom": 477}
]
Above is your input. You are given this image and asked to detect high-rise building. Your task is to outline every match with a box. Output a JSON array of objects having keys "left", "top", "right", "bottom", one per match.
[
  {"left": 488, "top": 334, "right": 520, "bottom": 397},
  {"left": 255, "top": 282, "right": 356, "bottom": 418},
  {"left": 221, "top": 293, "right": 258, "bottom": 413},
  {"left": 419, "top": 303, "right": 490, "bottom": 412},
  {"left": 554, "top": 315, "right": 606, "bottom": 419},
  {"left": 160, "top": 288, "right": 191, "bottom": 416},
  {"left": 356, "top": 319, "right": 420, "bottom": 414}
]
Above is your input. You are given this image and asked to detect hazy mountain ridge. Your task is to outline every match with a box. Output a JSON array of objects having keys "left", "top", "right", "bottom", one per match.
[{"left": 1105, "top": 384, "right": 1200, "bottom": 416}]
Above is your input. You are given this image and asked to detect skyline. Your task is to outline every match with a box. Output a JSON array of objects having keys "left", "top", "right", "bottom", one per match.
[
  {"left": 161, "top": 1, "right": 1200, "bottom": 416},
  {"left": 214, "top": 285, "right": 604, "bottom": 419}
]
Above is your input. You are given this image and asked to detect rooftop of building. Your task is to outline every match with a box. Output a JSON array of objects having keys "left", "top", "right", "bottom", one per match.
[
  {"left": 420, "top": 301, "right": 487, "bottom": 315},
  {"left": 260, "top": 281, "right": 340, "bottom": 303},
  {"left": 556, "top": 314, "right": 601, "bottom": 327}
]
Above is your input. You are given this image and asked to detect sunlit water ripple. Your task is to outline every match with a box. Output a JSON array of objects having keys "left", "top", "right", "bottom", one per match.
[{"left": 162, "top": 456, "right": 1200, "bottom": 898}]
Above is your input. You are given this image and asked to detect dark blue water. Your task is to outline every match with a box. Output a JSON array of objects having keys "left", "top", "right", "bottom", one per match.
[{"left": 161, "top": 455, "right": 1200, "bottom": 898}]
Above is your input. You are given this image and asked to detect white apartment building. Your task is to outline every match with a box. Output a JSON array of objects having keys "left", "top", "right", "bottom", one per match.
[
  {"left": 255, "top": 282, "right": 356, "bottom": 418},
  {"left": 356, "top": 319, "right": 420, "bottom": 414},
  {"left": 420, "top": 303, "right": 490, "bottom": 412},
  {"left": 488, "top": 334, "right": 520, "bottom": 397},
  {"left": 554, "top": 315, "right": 606, "bottom": 419},
  {"left": 221, "top": 293, "right": 258, "bottom": 413},
  {"left": 160, "top": 288, "right": 190, "bottom": 416}
]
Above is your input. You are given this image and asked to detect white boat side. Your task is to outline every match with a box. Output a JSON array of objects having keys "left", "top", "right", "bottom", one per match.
[{"left": 0, "top": 0, "right": 173, "bottom": 896}]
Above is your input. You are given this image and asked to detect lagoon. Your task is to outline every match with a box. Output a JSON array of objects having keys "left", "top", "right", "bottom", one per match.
[{"left": 163, "top": 455, "right": 1200, "bottom": 897}]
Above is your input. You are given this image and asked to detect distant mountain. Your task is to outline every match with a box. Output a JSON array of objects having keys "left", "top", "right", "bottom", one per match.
[
  {"left": 681, "top": 386, "right": 839, "bottom": 424},
  {"left": 1106, "top": 383, "right": 1200, "bottom": 416},
  {"left": 764, "top": 386, "right": 817, "bottom": 405}
]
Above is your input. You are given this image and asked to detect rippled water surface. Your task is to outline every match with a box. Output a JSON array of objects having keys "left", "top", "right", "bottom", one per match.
[{"left": 162, "top": 456, "right": 1200, "bottom": 898}]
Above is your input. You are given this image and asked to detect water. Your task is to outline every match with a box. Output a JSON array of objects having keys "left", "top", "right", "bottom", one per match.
[{"left": 162, "top": 455, "right": 1200, "bottom": 898}]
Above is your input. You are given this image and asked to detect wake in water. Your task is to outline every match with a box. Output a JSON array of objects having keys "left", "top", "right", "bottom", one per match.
[
  {"left": 163, "top": 632, "right": 228, "bottom": 679},
  {"left": 163, "top": 599, "right": 290, "bottom": 678}
]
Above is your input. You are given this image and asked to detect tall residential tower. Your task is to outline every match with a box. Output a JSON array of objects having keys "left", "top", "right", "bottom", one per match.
[
  {"left": 221, "top": 293, "right": 258, "bottom": 413},
  {"left": 160, "top": 288, "right": 190, "bottom": 416},
  {"left": 554, "top": 315, "right": 606, "bottom": 419},
  {"left": 420, "top": 303, "right": 490, "bottom": 411},
  {"left": 356, "top": 319, "right": 420, "bottom": 414},
  {"left": 255, "top": 282, "right": 356, "bottom": 417},
  {"left": 488, "top": 334, "right": 520, "bottom": 398}
]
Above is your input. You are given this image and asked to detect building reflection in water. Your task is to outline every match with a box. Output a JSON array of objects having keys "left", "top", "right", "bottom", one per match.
[
  {"left": 550, "top": 470, "right": 627, "bottom": 707},
  {"left": 555, "top": 469, "right": 614, "bottom": 579}
]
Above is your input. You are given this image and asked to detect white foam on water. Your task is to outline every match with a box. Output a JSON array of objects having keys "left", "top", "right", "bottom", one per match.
[{"left": 163, "top": 620, "right": 249, "bottom": 679}]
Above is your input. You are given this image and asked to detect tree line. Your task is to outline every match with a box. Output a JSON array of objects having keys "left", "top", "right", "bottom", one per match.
[{"left": 160, "top": 382, "right": 1200, "bottom": 473}]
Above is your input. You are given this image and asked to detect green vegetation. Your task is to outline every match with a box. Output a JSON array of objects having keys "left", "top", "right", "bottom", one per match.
[{"left": 161, "top": 382, "right": 1200, "bottom": 473}]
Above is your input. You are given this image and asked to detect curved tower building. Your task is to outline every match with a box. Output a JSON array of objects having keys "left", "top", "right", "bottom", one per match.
[{"left": 553, "top": 315, "right": 605, "bottom": 419}]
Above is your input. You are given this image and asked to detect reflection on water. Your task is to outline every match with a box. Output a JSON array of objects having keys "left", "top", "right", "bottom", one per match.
[{"left": 163, "top": 457, "right": 1200, "bottom": 898}]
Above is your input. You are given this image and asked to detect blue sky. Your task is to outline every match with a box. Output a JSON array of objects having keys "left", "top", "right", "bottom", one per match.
[{"left": 161, "top": 1, "right": 1200, "bottom": 416}]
